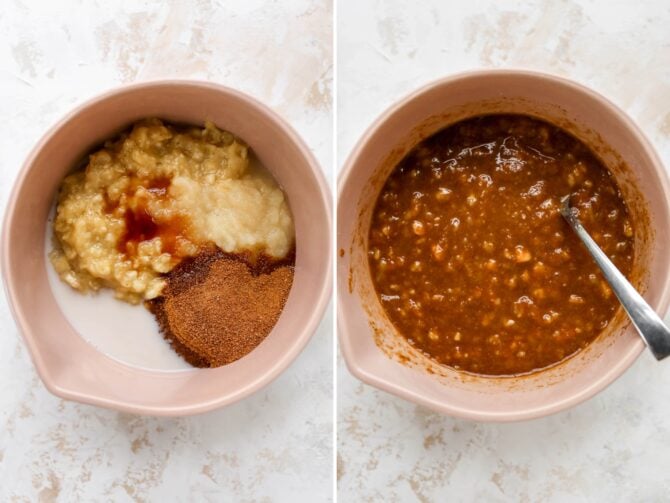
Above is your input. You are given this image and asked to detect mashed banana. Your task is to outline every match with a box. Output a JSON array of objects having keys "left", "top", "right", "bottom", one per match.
[{"left": 50, "top": 119, "right": 294, "bottom": 304}]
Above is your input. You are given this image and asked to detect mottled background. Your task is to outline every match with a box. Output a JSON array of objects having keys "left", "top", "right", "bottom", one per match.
[
  {"left": 0, "top": 0, "right": 332, "bottom": 501},
  {"left": 338, "top": 1, "right": 670, "bottom": 501}
]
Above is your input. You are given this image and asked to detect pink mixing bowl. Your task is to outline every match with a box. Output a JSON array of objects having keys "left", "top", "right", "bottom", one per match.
[
  {"left": 338, "top": 69, "right": 670, "bottom": 421},
  {"left": 2, "top": 81, "right": 332, "bottom": 415}
]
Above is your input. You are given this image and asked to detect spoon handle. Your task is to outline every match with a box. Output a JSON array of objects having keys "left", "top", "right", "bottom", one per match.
[{"left": 561, "top": 206, "right": 670, "bottom": 360}]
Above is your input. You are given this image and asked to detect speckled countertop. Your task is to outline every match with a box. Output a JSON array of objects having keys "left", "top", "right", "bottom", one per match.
[
  {"left": 0, "top": 1, "right": 332, "bottom": 501},
  {"left": 337, "top": 1, "right": 670, "bottom": 501}
]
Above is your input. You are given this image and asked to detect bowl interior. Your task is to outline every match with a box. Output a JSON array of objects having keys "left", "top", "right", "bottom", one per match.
[
  {"left": 338, "top": 71, "right": 670, "bottom": 421},
  {"left": 4, "top": 82, "right": 331, "bottom": 415}
]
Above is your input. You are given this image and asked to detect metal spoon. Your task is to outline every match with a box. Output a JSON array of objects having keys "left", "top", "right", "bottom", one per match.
[{"left": 560, "top": 195, "right": 670, "bottom": 360}]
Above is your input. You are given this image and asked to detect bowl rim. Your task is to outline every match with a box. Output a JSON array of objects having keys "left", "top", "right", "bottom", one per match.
[
  {"left": 337, "top": 68, "right": 670, "bottom": 421},
  {"left": 2, "top": 79, "right": 333, "bottom": 415}
]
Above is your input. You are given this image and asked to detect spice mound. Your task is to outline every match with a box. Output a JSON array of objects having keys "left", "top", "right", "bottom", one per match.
[{"left": 147, "top": 249, "right": 295, "bottom": 367}]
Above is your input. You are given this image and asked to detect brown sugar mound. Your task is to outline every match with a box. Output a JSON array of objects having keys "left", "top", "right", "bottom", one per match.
[{"left": 147, "top": 248, "right": 294, "bottom": 368}]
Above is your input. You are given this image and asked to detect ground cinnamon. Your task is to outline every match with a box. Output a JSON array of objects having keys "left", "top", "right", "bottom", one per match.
[{"left": 147, "top": 248, "right": 294, "bottom": 367}]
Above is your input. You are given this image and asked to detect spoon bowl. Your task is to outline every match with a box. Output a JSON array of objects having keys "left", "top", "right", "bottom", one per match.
[{"left": 560, "top": 194, "right": 670, "bottom": 360}]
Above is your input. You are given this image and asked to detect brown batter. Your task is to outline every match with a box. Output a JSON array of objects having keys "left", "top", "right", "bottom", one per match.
[{"left": 368, "top": 114, "right": 634, "bottom": 376}]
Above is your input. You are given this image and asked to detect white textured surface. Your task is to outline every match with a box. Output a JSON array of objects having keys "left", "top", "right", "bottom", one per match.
[
  {"left": 338, "top": 1, "right": 670, "bottom": 501},
  {"left": 0, "top": 0, "right": 332, "bottom": 501}
]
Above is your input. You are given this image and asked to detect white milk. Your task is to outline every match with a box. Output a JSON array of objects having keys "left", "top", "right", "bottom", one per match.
[{"left": 45, "top": 211, "right": 192, "bottom": 371}]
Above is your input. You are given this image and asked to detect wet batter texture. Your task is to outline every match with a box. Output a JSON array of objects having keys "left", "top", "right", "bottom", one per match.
[{"left": 369, "top": 114, "right": 634, "bottom": 375}]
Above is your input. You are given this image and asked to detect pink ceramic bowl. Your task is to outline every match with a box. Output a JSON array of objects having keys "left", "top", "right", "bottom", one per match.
[
  {"left": 2, "top": 80, "right": 331, "bottom": 415},
  {"left": 338, "top": 69, "right": 670, "bottom": 422}
]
